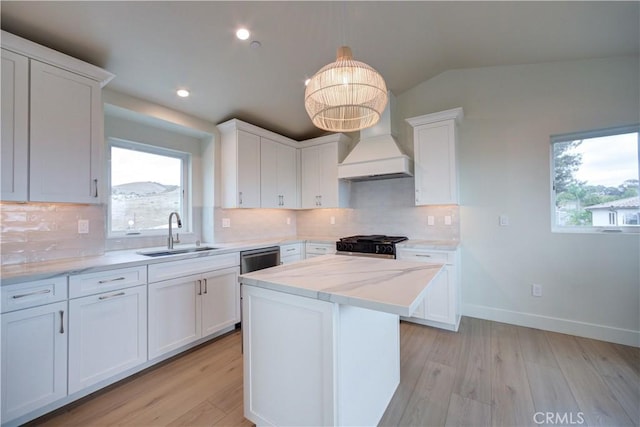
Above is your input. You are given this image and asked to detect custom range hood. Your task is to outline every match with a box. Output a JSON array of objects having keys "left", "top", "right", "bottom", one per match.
[{"left": 337, "top": 91, "right": 413, "bottom": 181}]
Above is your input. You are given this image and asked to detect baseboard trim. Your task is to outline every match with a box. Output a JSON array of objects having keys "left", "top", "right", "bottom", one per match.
[{"left": 462, "top": 303, "right": 639, "bottom": 347}]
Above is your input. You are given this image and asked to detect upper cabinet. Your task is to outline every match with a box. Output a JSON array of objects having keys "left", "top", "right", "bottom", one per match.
[
  {"left": 218, "top": 119, "right": 299, "bottom": 209},
  {"left": 1, "top": 49, "right": 29, "bottom": 201},
  {"left": 261, "top": 137, "right": 298, "bottom": 208},
  {"left": 0, "top": 31, "right": 114, "bottom": 204},
  {"left": 300, "top": 135, "right": 351, "bottom": 209},
  {"left": 406, "top": 108, "right": 463, "bottom": 206}
]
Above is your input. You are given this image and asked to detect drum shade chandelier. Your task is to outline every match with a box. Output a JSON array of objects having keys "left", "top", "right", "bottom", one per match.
[{"left": 304, "top": 46, "right": 388, "bottom": 132}]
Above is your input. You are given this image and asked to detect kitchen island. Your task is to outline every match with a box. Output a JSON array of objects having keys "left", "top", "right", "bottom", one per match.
[{"left": 239, "top": 254, "right": 444, "bottom": 427}]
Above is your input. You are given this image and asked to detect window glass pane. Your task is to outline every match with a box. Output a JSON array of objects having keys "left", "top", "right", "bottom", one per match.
[
  {"left": 553, "top": 130, "right": 639, "bottom": 229},
  {"left": 110, "top": 145, "right": 183, "bottom": 233}
]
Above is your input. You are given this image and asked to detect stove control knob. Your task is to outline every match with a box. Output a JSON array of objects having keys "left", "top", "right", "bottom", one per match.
[
  {"left": 336, "top": 242, "right": 344, "bottom": 251},
  {"left": 347, "top": 244, "right": 354, "bottom": 251}
]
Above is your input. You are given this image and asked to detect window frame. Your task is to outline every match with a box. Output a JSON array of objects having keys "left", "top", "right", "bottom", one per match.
[
  {"left": 106, "top": 137, "right": 191, "bottom": 238},
  {"left": 550, "top": 124, "right": 639, "bottom": 234}
]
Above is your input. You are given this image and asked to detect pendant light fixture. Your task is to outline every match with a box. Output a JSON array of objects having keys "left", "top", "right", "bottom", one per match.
[{"left": 304, "top": 46, "right": 388, "bottom": 132}]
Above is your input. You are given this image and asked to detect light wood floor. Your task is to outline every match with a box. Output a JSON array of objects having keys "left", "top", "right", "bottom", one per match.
[{"left": 31, "top": 318, "right": 638, "bottom": 427}]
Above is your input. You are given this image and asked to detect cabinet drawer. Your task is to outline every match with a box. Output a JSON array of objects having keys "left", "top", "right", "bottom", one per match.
[
  {"left": 305, "top": 242, "right": 335, "bottom": 256},
  {"left": 1, "top": 277, "right": 67, "bottom": 313},
  {"left": 148, "top": 252, "right": 240, "bottom": 283},
  {"left": 280, "top": 243, "right": 302, "bottom": 258},
  {"left": 69, "top": 266, "right": 147, "bottom": 299},
  {"left": 396, "top": 249, "right": 455, "bottom": 264}
]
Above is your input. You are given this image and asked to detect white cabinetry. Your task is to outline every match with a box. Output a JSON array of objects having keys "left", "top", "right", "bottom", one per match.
[
  {"left": 243, "top": 285, "right": 399, "bottom": 426},
  {"left": 218, "top": 119, "right": 298, "bottom": 209},
  {"left": 300, "top": 135, "right": 351, "bottom": 209},
  {"left": 1, "top": 49, "right": 29, "bottom": 201},
  {"left": 406, "top": 108, "right": 463, "bottom": 205},
  {"left": 305, "top": 242, "right": 336, "bottom": 259},
  {"left": 0, "top": 30, "right": 114, "bottom": 204},
  {"left": 1, "top": 278, "right": 68, "bottom": 424},
  {"left": 68, "top": 267, "right": 147, "bottom": 394},
  {"left": 280, "top": 243, "right": 303, "bottom": 264},
  {"left": 147, "top": 254, "right": 240, "bottom": 359},
  {"left": 397, "top": 247, "right": 460, "bottom": 331},
  {"left": 261, "top": 137, "right": 298, "bottom": 208}
]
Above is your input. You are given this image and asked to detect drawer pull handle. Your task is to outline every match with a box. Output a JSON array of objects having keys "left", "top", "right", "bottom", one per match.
[
  {"left": 286, "top": 248, "right": 296, "bottom": 252},
  {"left": 98, "top": 277, "right": 126, "bottom": 284},
  {"left": 12, "top": 289, "right": 52, "bottom": 299},
  {"left": 98, "top": 292, "right": 125, "bottom": 300},
  {"left": 416, "top": 254, "right": 432, "bottom": 257},
  {"left": 59, "top": 310, "right": 64, "bottom": 334}
]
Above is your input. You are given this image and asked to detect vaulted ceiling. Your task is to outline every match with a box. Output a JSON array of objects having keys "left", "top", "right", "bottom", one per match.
[{"left": 2, "top": 1, "right": 638, "bottom": 139}]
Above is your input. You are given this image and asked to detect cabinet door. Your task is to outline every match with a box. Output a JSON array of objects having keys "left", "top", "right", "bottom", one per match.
[
  {"left": 1, "top": 301, "right": 67, "bottom": 423},
  {"left": 237, "top": 130, "right": 261, "bottom": 208},
  {"left": 201, "top": 267, "right": 240, "bottom": 337},
  {"left": 260, "top": 138, "right": 280, "bottom": 208},
  {"left": 1, "top": 49, "right": 29, "bottom": 202},
  {"left": 414, "top": 121, "right": 457, "bottom": 205},
  {"left": 278, "top": 143, "right": 298, "bottom": 208},
  {"left": 29, "top": 60, "right": 102, "bottom": 203},
  {"left": 317, "top": 143, "right": 339, "bottom": 207},
  {"left": 301, "top": 146, "right": 320, "bottom": 208},
  {"left": 148, "top": 276, "right": 201, "bottom": 359},
  {"left": 422, "top": 266, "right": 455, "bottom": 325},
  {"left": 68, "top": 285, "right": 147, "bottom": 394}
]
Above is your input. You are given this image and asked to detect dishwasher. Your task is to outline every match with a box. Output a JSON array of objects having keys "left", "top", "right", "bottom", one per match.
[{"left": 238, "top": 247, "right": 281, "bottom": 343}]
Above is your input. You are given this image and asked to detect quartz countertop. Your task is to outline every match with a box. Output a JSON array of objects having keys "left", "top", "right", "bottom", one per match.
[
  {"left": 239, "top": 254, "right": 444, "bottom": 317},
  {"left": 0, "top": 237, "right": 309, "bottom": 285},
  {"left": 397, "top": 240, "right": 460, "bottom": 251}
]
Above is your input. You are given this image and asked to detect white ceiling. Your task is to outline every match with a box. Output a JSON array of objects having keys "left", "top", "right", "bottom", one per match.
[{"left": 2, "top": 1, "right": 638, "bottom": 140}]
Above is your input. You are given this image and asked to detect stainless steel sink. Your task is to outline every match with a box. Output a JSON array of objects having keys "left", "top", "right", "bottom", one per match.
[{"left": 137, "top": 246, "right": 220, "bottom": 257}]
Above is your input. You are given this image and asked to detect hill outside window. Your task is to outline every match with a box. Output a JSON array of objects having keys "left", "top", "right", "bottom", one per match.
[
  {"left": 107, "top": 138, "right": 190, "bottom": 236},
  {"left": 551, "top": 125, "right": 639, "bottom": 233}
]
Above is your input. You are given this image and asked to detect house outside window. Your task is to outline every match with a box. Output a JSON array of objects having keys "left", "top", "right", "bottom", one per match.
[
  {"left": 551, "top": 125, "right": 639, "bottom": 233},
  {"left": 108, "top": 138, "right": 190, "bottom": 236}
]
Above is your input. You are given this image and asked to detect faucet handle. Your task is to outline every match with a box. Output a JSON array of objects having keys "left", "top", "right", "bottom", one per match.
[{"left": 174, "top": 233, "right": 180, "bottom": 244}]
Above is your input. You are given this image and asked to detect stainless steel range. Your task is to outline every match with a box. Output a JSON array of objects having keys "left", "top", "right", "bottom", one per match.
[{"left": 335, "top": 235, "right": 408, "bottom": 259}]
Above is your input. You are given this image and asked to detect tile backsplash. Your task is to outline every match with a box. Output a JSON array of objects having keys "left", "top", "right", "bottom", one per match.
[
  {"left": 1, "top": 178, "right": 458, "bottom": 265},
  {"left": 1, "top": 203, "right": 105, "bottom": 265},
  {"left": 297, "top": 178, "right": 459, "bottom": 240}
]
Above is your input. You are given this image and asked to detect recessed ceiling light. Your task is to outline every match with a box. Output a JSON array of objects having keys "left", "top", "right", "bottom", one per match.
[
  {"left": 236, "top": 28, "right": 250, "bottom": 40},
  {"left": 176, "top": 89, "right": 190, "bottom": 98}
]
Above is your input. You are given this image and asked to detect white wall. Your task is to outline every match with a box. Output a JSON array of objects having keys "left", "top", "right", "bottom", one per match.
[{"left": 398, "top": 56, "right": 640, "bottom": 346}]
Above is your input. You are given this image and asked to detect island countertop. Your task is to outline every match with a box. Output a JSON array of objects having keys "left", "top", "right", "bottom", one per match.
[{"left": 239, "top": 254, "right": 444, "bottom": 317}]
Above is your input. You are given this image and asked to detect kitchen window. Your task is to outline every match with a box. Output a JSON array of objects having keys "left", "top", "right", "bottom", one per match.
[
  {"left": 107, "top": 138, "right": 190, "bottom": 236},
  {"left": 551, "top": 125, "right": 639, "bottom": 233}
]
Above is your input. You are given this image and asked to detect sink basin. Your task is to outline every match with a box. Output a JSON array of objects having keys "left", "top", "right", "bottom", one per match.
[{"left": 137, "top": 246, "right": 220, "bottom": 257}]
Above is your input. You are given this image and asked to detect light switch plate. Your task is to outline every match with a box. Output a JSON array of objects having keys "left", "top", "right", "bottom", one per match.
[
  {"left": 427, "top": 216, "right": 435, "bottom": 226},
  {"left": 444, "top": 216, "right": 452, "bottom": 225},
  {"left": 499, "top": 215, "right": 509, "bottom": 226},
  {"left": 330, "top": 216, "right": 336, "bottom": 225}
]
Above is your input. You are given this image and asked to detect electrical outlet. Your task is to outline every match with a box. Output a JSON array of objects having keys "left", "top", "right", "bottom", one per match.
[
  {"left": 532, "top": 284, "right": 542, "bottom": 297},
  {"left": 77, "top": 219, "right": 89, "bottom": 234},
  {"left": 222, "top": 218, "right": 231, "bottom": 228},
  {"left": 330, "top": 216, "right": 336, "bottom": 225},
  {"left": 444, "top": 215, "right": 452, "bottom": 225},
  {"left": 286, "top": 217, "right": 291, "bottom": 225},
  {"left": 427, "top": 216, "right": 435, "bottom": 226},
  {"left": 499, "top": 215, "right": 509, "bottom": 226}
]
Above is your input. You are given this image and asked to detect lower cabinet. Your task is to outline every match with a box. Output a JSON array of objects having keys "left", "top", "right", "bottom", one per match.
[
  {"left": 305, "top": 242, "right": 336, "bottom": 259},
  {"left": 1, "top": 301, "right": 68, "bottom": 423},
  {"left": 397, "top": 248, "right": 461, "bottom": 331},
  {"left": 280, "top": 243, "right": 303, "bottom": 264},
  {"left": 68, "top": 285, "right": 147, "bottom": 394},
  {"left": 148, "top": 266, "right": 240, "bottom": 359}
]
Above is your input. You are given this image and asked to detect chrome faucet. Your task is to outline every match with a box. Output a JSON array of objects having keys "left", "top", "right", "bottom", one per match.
[{"left": 168, "top": 212, "right": 182, "bottom": 249}]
